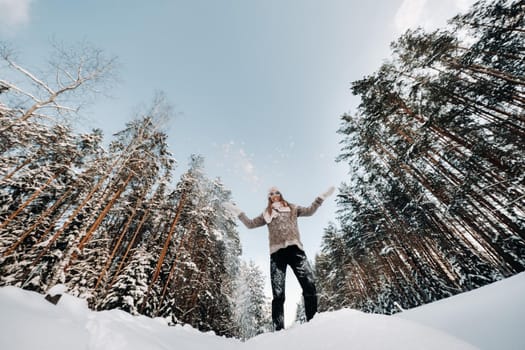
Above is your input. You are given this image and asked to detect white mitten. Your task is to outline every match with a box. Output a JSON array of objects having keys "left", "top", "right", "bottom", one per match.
[
  {"left": 319, "top": 186, "right": 335, "bottom": 200},
  {"left": 224, "top": 202, "right": 243, "bottom": 217}
]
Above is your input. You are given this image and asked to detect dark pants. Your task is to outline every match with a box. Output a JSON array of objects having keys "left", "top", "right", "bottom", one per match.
[{"left": 270, "top": 244, "right": 317, "bottom": 331}]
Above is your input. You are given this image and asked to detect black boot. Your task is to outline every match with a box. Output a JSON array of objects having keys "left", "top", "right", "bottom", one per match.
[{"left": 304, "top": 294, "right": 318, "bottom": 321}]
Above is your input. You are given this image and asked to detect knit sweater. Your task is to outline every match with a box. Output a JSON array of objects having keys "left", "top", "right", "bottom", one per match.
[{"left": 238, "top": 197, "right": 324, "bottom": 254}]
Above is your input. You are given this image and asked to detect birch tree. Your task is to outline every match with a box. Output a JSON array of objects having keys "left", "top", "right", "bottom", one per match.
[{"left": 0, "top": 41, "right": 116, "bottom": 133}]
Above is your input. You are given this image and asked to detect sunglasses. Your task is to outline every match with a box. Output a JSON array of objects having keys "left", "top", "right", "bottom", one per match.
[{"left": 269, "top": 191, "right": 281, "bottom": 197}]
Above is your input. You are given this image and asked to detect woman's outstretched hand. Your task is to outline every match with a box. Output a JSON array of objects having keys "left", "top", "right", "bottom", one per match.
[
  {"left": 319, "top": 186, "right": 335, "bottom": 200},
  {"left": 224, "top": 202, "right": 243, "bottom": 217}
]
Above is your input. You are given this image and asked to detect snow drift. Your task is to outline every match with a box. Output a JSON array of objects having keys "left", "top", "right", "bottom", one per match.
[{"left": 1, "top": 272, "right": 524, "bottom": 350}]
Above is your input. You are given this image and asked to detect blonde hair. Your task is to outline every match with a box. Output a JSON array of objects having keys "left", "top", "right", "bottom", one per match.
[{"left": 266, "top": 193, "right": 289, "bottom": 215}]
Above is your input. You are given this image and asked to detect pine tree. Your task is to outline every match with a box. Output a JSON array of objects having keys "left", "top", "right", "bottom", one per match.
[
  {"left": 1, "top": 43, "right": 262, "bottom": 339},
  {"left": 0, "top": 113, "right": 105, "bottom": 293},
  {"left": 317, "top": 0, "right": 525, "bottom": 314},
  {"left": 233, "top": 261, "right": 271, "bottom": 340},
  {"left": 148, "top": 156, "right": 242, "bottom": 337},
  {"left": 98, "top": 244, "right": 156, "bottom": 315},
  {"left": 295, "top": 300, "right": 306, "bottom": 325}
]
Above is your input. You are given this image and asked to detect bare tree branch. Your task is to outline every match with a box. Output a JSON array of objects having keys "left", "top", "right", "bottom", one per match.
[
  {"left": 0, "top": 79, "right": 42, "bottom": 102},
  {"left": 0, "top": 40, "right": 118, "bottom": 133},
  {"left": 1, "top": 52, "right": 54, "bottom": 95}
]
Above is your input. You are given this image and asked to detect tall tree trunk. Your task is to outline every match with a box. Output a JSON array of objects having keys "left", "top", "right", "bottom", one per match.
[
  {"left": 94, "top": 191, "right": 146, "bottom": 290},
  {"left": 0, "top": 171, "right": 61, "bottom": 230},
  {"left": 2, "top": 187, "right": 73, "bottom": 257},
  {"left": 140, "top": 193, "right": 186, "bottom": 312},
  {"left": 68, "top": 172, "right": 134, "bottom": 268},
  {"left": 107, "top": 208, "right": 151, "bottom": 289}
]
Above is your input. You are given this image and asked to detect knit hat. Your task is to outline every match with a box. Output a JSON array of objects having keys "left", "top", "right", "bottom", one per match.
[{"left": 268, "top": 186, "right": 281, "bottom": 198}]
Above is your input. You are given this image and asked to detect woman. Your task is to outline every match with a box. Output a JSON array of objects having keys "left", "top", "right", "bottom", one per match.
[{"left": 225, "top": 186, "right": 335, "bottom": 330}]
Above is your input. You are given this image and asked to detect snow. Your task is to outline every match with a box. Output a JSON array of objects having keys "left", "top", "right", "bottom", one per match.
[
  {"left": 398, "top": 272, "right": 525, "bottom": 350},
  {"left": 47, "top": 284, "right": 67, "bottom": 296},
  {"left": 1, "top": 272, "right": 524, "bottom": 350}
]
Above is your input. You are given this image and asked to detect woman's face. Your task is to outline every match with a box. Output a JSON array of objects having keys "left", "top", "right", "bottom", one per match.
[{"left": 269, "top": 191, "right": 281, "bottom": 203}]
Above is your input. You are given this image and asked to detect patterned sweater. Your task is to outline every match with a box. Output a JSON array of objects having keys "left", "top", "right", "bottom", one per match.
[{"left": 238, "top": 197, "right": 324, "bottom": 254}]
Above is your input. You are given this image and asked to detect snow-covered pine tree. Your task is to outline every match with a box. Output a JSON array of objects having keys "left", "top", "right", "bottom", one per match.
[
  {"left": 152, "top": 156, "right": 203, "bottom": 323},
  {"left": 295, "top": 300, "right": 306, "bottom": 325},
  {"left": 314, "top": 223, "right": 354, "bottom": 312},
  {"left": 233, "top": 261, "right": 271, "bottom": 340},
  {"left": 319, "top": 0, "right": 525, "bottom": 314},
  {"left": 0, "top": 44, "right": 114, "bottom": 271},
  {"left": 0, "top": 111, "right": 104, "bottom": 294},
  {"left": 205, "top": 177, "right": 243, "bottom": 335},
  {"left": 38, "top": 136, "right": 110, "bottom": 294},
  {"left": 98, "top": 244, "right": 156, "bottom": 315},
  {"left": 0, "top": 43, "right": 253, "bottom": 339},
  {"left": 75, "top": 113, "right": 176, "bottom": 305},
  {"left": 164, "top": 155, "right": 241, "bottom": 337}
]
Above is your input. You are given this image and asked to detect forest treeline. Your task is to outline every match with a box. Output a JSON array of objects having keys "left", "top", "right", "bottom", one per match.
[
  {"left": 0, "top": 49, "right": 271, "bottom": 338},
  {"left": 315, "top": 0, "right": 525, "bottom": 314}
]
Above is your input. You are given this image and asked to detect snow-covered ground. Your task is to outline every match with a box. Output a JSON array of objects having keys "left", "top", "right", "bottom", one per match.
[
  {"left": 1, "top": 272, "right": 523, "bottom": 350},
  {"left": 398, "top": 272, "right": 525, "bottom": 350}
]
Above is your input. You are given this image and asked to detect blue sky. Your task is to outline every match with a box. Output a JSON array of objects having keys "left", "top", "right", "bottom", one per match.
[{"left": 1, "top": 0, "right": 475, "bottom": 326}]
